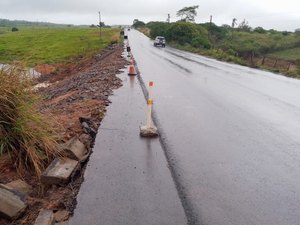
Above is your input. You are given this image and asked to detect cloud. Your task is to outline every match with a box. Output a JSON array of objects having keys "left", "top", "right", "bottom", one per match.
[{"left": 0, "top": 0, "right": 299, "bottom": 30}]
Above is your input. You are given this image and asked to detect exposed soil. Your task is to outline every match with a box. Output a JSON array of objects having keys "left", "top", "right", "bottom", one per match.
[{"left": 0, "top": 43, "right": 128, "bottom": 225}]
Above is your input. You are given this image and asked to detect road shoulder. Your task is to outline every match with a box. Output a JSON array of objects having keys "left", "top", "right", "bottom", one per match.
[{"left": 70, "top": 67, "right": 187, "bottom": 225}]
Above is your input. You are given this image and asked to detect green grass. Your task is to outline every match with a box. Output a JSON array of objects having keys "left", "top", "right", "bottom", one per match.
[
  {"left": 0, "top": 26, "right": 10, "bottom": 34},
  {"left": 0, "top": 26, "right": 120, "bottom": 66},
  {"left": 268, "top": 47, "right": 300, "bottom": 61},
  {"left": 220, "top": 32, "right": 300, "bottom": 56}
]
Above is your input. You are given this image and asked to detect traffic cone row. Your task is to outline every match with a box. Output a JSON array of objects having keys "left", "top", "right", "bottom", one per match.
[{"left": 124, "top": 41, "right": 158, "bottom": 137}]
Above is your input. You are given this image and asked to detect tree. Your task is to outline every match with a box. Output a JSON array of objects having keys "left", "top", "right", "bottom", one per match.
[
  {"left": 11, "top": 27, "right": 18, "bottom": 32},
  {"left": 282, "top": 31, "right": 290, "bottom": 36},
  {"left": 176, "top": 5, "right": 199, "bottom": 22},
  {"left": 237, "top": 19, "right": 251, "bottom": 32},
  {"left": 147, "top": 22, "right": 169, "bottom": 39},
  {"left": 253, "top": 26, "right": 266, "bottom": 33},
  {"left": 132, "top": 19, "right": 145, "bottom": 28},
  {"left": 232, "top": 18, "right": 237, "bottom": 28},
  {"left": 98, "top": 22, "right": 105, "bottom": 27},
  {"left": 202, "top": 22, "right": 228, "bottom": 42},
  {"left": 166, "top": 14, "right": 171, "bottom": 23},
  {"left": 166, "top": 21, "right": 208, "bottom": 45},
  {"left": 97, "top": 22, "right": 110, "bottom": 28},
  {"left": 222, "top": 24, "right": 232, "bottom": 30}
]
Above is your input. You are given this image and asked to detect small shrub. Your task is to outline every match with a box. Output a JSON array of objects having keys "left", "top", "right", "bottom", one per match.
[
  {"left": 282, "top": 31, "right": 289, "bottom": 36},
  {"left": 191, "top": 36, "right": 211, "bottom": 49},
  {"left": 286, "top": 67, "right": 300, "bottom": 78},
  {"left": 0, "top": 67, "right": 60, "bottom": 177},
  {"left": 11, "top": 27, "right": 18, "bottom": 32},
  {"left": 138, "top": 27, "right": 150, "bottom": 37},
  {"left": 226, "top": 48, "right": 237, "bottom": 56},
  {"left": 110, "top": 33, "right": 119, "bottom": 45}
]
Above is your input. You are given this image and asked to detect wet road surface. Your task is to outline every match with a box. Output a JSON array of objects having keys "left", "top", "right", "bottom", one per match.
[
  {"left": 129, "top": 30, "right": 300, "bottom": 225},
  {"left": 70, "top": 69, "right": 187, "bottom": 225}
]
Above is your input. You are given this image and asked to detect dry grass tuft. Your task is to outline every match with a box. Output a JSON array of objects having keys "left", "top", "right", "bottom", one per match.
[{"left": 0, "top": 66, "right": 60, "bottom": 178}]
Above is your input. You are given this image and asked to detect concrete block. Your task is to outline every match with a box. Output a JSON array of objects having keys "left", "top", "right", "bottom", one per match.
[
  {"left": 6, "top": 179, "right": 32, "bottom": 194},
  {"left": 34, "top": 209, "right": 55, "bottom": 225},
  {"left": 41, "top": 158, "right": 78, "bottom": 185},
  {"left": 61, "top": 138, "right": 87, "bottom": 161},
  {"left": 54, "top": 210, "right": 69, "bottom": 222},
  {"left": 0, "top": 184, "right": 27, "bottom": 220}
]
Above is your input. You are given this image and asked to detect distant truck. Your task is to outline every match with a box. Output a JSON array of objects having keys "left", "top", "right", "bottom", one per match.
[{"left": 153, "top": 36, "right": 166, "bottom": 47}]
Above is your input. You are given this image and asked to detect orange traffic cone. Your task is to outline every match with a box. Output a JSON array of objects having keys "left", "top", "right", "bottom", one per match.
[{"left": 128, "top": 60, "right": 137, "bottom": 76}]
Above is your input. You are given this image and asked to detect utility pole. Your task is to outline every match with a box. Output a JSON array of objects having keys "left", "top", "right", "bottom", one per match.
[
  {"left": 208, "top": 15, "right": 212, "bottom": 40},
  {"left": 167, "top": 14, "right": 170, "bottom": 23},
  {"left": 98, "top": 11, "right": 102, "bottom": 39}
]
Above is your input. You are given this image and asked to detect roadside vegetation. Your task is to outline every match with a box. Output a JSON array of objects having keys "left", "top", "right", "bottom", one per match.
[
  {"left": 268, "top": 47, "right": 300, "bottom": 61},
  {"left": 133, "top": 6, "right": 300, "bottom": 78},
  {"left": 0, "top": 67, "right": 60, "bottom": 177},
  {"left": 0, "top": 20, "right": 121, "bottom": 177}
]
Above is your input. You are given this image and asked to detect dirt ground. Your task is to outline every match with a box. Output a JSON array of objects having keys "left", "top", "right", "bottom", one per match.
[{"left": 0, "top": 43, "right": 128, "bottom": 225}]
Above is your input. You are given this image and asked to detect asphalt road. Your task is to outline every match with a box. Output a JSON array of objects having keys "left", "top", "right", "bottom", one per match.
[
  {"left": 128, "top": 29, "right": 300, "bottom": 225},
  {"left": 70, "top": 69, "right": 187, "bottom": 225}
]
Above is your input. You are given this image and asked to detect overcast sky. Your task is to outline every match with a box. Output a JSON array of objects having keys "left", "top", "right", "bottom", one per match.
[{"left": 1, "top": 0, "right": 299, "bottom": 31}]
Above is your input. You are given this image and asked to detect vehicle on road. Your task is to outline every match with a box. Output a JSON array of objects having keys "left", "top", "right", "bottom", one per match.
[{"left": 154, "top": 36, "right": 166, "bottom": 47}]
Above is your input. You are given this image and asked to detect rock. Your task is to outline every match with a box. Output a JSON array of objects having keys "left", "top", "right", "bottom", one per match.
[
  {"left": 41, "top": 158, "right": 78, "bottom": 185},
  {"left": 34, "top": 209, "right": 55, "bottom": 225},
  {"left": 61, "top": 138, "right": 87, "bottom": 161},
  {"left": 6, "top": 179, "right": 32, "bottom": 194},
  {"left": 79, "top": 134, "right": 91, "bottom": 148},
  {"left": 81, "top": 122, "right": 89, "bottom": 130},
  {"left": 79, "top": 116, "right": 91, "bottom": 124},
  {"left": 81, "top": 122, "right": 97, "bottom": 138},
  {"left": 0, "top": 184, "right": 27, "bottom": 220},
  {"left": 54, "top": 210, "right": 69, "bottom": 222}
]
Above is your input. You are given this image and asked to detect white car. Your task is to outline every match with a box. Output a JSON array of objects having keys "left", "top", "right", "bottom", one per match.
[{"left": 154, "top": 36, "right": 166, "bottom": 47}]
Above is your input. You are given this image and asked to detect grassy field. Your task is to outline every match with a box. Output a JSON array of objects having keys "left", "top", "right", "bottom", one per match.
[
  {"left": 268, "top": 47, "right": 300, "bottom": 61},
  {"left": 0, "top": 26, "right": 120, "bottom": 66},
  {"left": 222, "top": 32, "right": 300, "bottom": 55}
]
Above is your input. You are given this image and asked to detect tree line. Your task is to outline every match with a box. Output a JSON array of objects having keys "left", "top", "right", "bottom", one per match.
[{"left": 132, "top": 6, "right": 300, "bottom": 60}]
